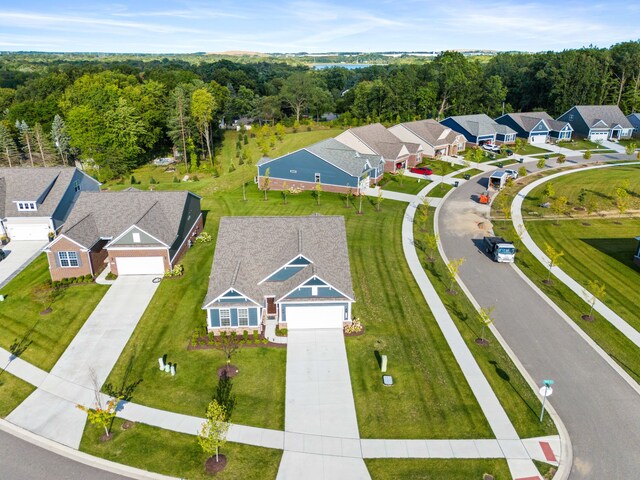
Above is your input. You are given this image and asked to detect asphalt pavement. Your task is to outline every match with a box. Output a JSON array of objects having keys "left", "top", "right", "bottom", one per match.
[
  {"left": 437, "top": 158, "right": 640, "bottom": 479},
  {"left": 0, "top": 429, "right": 129, "bottom": 480}
]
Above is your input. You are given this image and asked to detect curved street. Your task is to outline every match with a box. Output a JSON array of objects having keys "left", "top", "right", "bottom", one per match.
[{"left": 437, "top": 160, "right": 640, "bottom": 479}]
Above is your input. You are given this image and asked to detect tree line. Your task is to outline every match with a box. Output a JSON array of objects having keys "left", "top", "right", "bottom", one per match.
[{"left": 0, "top": 41, "right": 638, "bottom": 177}]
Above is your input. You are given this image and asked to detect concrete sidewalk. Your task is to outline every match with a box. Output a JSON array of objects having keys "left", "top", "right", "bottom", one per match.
[
  {"left": 7, "top": 275, "right": 160, "bottom": 448},
  {"left": 0, "top": 240, "right": 47, "bottom": 289},
  {"left": 511, "top": 162, "right": 640, "bottom": 350}
]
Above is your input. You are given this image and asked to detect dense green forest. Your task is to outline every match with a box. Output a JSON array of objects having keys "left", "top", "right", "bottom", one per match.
[{"left": 1, "top": 41, "right": 639, "bottom": 178}]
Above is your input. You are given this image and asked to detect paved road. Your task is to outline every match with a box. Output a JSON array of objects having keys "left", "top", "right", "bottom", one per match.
[
  {"left": 0, "top": 429, "right": 129, "bottom": 480},
  {"left": 437, "top": 161, "right": 640, "bottom": 479}
]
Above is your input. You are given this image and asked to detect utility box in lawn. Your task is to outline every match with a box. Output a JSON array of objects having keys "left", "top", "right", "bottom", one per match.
[{"left": 483, "top": 236, "right": 516, "bottom": 263}]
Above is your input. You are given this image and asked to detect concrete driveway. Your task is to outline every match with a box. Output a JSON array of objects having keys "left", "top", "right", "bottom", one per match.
[
  {"left": 278, "top": 329, "right": 370, "bottom": 480},
  {"left": 7, "top": 275, "right": 161, "bottom": 449},
  {"left": 0, "top": 240, "right": 47, "bottom": 288},
  {"left": 437, "top": 167, "right": 640, "bottom": 479}
]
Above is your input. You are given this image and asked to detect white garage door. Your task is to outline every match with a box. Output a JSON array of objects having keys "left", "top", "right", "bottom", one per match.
[
  {"left": 530, "top": 135, "right": 547, "bottom": 144},
  {"left": 115, "top": 256, "right": 165, "bottom": 275},
  {"left": 6, "top": 223, "right": 50, "bottom": 240},
  {"left": 286, "top": 305, "right": 345, "bottom": 329},
  {"left": 589, "top": 131, "right": 608, "bottom": 141}
]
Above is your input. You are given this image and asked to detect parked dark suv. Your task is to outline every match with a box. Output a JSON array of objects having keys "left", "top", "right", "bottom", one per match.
[{"left": 0, "top": 249, "right": 6, "bottom": 261}]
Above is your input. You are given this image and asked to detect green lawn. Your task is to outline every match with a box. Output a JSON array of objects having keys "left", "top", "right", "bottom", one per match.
[
  {"left": 518, "top": 144, "right": 552, "bottom": 156},
  {"left": 453, "top": 168, "right": 484, "bottom": 179},
  {"left": 0, "top": 255, "right": 109, "bottom": 371},
  {"left": 558, "top": 139, "right": 607, "bottom": 150},
  {"left": 532, "top": 153, "right": 562, "bottom": 159},
  {"left": 414, "top": 208, "right": 556, "bottom": 438},
  {"left": 419, "top": 159, "right": 466, "bottom": 176},
  {"left": 522, "top": 164, "right": 640, "bottom": 216},
  {"left": 427, "top": 183, "right": 454, "bottom": 198},
  {"left": 366, "top": 459, "right": 511, "bottom": 480},
  {"left": 527, "top": 219, "right": 640, "bottom": 331},
  {"left": 493, "top": 159, "right": 519, "bottom": 167},
  {"left": 0, "top": 372, "right": 35, "bottom": 417},
  {"left": 381, "top": 174, "right": 431, "bottom": 194},
  {"left": 617, "top": 139, "right": 639, "bottom": 150},
  {"left": 493, "top": 217, "right": 640, "bottom": 385},
  {"left": 80, "top": 417, "right": 282, "bottom": 480}
]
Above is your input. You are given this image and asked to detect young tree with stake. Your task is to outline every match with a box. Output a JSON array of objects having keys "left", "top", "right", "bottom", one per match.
[
  {"left": 544, "top": 243, "right": 564, "bottom": 284},
  {"left": 583, "top": 280, "right": 606, "bottom": 321},
  {"left": 198, "top": 400, "right": 229, "bottom": 465}
]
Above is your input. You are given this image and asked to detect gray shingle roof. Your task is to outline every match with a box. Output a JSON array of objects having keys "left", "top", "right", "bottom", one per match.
[
  {"left": 519, "top": 112, "right": 572, "bottom": 132},
  {"left": 0, "top": 167, "right": 81, "bottom": 218},
  {"left": 59, "top": 190, "right": 195, "bottom": 248},
  {"left": 202, "top": 216, "right": 354, "bottom": 307},
  {"left": 446, "top": 114, "right": 516, "bottom": 137},
  {"left": 397, "top": 119, "right": 462, "bottom": 147},
  {"left": 572, "top": 105, "right": 634, "bottom": 129},
  {"left": 346, "top": 123, "right": 420, "bottom": 160},
  {"left": 306, "top": 139, "right": 382, "bottom": 176}
]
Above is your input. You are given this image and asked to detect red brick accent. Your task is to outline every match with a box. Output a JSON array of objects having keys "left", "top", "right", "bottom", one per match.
[
  {"left": 47, "top": 237, "right": 93, "bottom": 281},
  {"left": 107, "top": 248, "right": 170, "bottom": 276},
  {"left": 170, "top": 214, "right": 204, "bottom": 266}
]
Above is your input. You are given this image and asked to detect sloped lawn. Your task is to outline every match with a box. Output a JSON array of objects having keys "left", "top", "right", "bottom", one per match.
[{"left": 0, "top": 372, "right": 35, "bottom": 417}]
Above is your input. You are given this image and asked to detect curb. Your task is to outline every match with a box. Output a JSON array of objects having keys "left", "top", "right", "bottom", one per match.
[
  {"left": 432, "top": 169, "right": 573, "bottom": 480},
  {"left": 0, "top": 419, "right": 180, "bottom": 480}
]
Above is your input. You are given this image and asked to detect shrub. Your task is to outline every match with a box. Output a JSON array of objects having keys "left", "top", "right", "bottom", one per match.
[
  {"left": 228, "top": 163, "right": 236, "bottom": 173},
  {"left": 243, "top": 331, "right": 249, "bottom": 343},
  {"left": 195, "top": 232, "right": 212, "bottom": 244},
  {"left": 84, "top": 274, "right": 93, "bottom": 282},
  {"left": 344, "top": 318, "right": 363, "bottom": 334},
  {"left": 52, "top": 281, "right": 61, "bottom": 289},
  {"left": 164, "top": 264, "right": 184, "bottom": 278},
  {"left": 130, "top": 175, "right": 137, "bottom": 185},
  {"left": 172, "top": 176, "right": 180, "bottom": 183},
  {"left": 252, "top": 330, "right": 259, "bottom": 344},
  {"left": 105, "top": 272, "right": 118, "bottom": 281},
  {"left": 191, "top": 175, "right": 199, "bottom": 182},
  {"left": 76, "top": 276, "right": 84, "bottom": 283},
  {"left": 149, "top": 177, "right": 158, "bottom": 184}
]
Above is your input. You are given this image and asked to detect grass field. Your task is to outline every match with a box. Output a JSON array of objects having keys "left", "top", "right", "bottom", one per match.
[
  {"left": 415, "top": 208, "right": 556, "bottom": 438},
  {"left": 0, "top": 372, "right": 35, "bottom": 417},
  {"left": 380, "top": 174, "right": 431, "bottom": 194},
  {"left": 522, "top": 164, "right": 640, "bottom": 217},
  {"left": 427, "top": 183, "right": 454, "bottom": 198},
  {"left": 80, "top": 418, "right": 282, "bottom": 480},
  {"left": 418, "top": 159, "right": 466, "bottom": 176},
  {"left": 365, "top": 458, "right": 511, "bottom": 480},
  {"left": 0, "top": 255, "right": 109, "bottom": 371},
  {"left": 558, "top": 139, "right": 607, "bottom": 150},
  {"left": 518, "top": 144, "right": 552, "bottom": 156},
  {"left": 453, "top": 168, "right": 484, "bottom": 179},
  {"left": 532, "top": 153, "right": 562, "bottom": 159},
  {"left": 526, "top": 219, "right": 640, "bottom": 331}
]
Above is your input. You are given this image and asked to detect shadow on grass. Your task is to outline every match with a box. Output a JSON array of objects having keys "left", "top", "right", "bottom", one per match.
[
  {"left": 581, "top": 237, "right": 640, "bottom": 271},
  {"left": 103, "top": 344, "right": 143, "bottom": 402},
  {"left": 489, "top": 360, "right": 538, "bottom": 418}
]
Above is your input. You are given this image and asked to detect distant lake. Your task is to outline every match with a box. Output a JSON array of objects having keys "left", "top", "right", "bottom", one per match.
[{"left": 312, "top": 63, "right": 384, "bottom": 70}]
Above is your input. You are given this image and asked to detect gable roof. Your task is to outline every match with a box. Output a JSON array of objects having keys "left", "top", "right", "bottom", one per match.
[
  {"left": 444, "top": 114, "right": 516, "bottom": 137},
  {"left": 344, "top": 123, "right": 420, "bottom": 160},
  {"left": 58, "top": 190, "right": 198, "bottom": 248},
  {"left": 305, "top": 139, "right": 383, "bottom": 176},
  {"left": 202, "top": 216, "right": 355, "bottom": 308},
  {"left": 499, "top": 112, "right": 549, "bottom": 132},
  {"left": 569, "top": 105, "right": 634, "bottom": 129},
  {"left": 396, "top": 119, "right": 463, "bottom": 147},
  {"left": 0, "top": 167, "right": 87, "bottom": 218},
  {"left": 519, "top": 111, "right": 573, "bottom": 132}
]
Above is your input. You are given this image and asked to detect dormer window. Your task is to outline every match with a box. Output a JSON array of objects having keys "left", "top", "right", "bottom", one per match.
[
  {"left": 17, "top": 202, "right": 37, "bottom": 211},
  {"left": 73, "top": 180, "right": 81, "bottom": 192}
]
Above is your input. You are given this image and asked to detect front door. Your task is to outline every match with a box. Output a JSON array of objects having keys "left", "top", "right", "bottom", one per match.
[{"left": 266, "top": 297, "right": 276, "bottom": 316}]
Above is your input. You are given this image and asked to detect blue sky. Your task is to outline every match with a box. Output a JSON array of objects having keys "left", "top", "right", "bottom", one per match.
[{"left": 1, "top": 1, "right": 639, "bottom": 54}]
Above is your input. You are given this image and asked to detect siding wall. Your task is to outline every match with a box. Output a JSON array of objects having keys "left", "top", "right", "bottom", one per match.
[
  {"left": 207, "top": 306, "right": 260, "bottom": 330},
  {"left": 169, "top": 195, "right": 202, "bottom": 260}
]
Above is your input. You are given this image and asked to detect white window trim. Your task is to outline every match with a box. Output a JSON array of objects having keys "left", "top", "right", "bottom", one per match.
[
  {"left": 238, "top": 308, "right": 249, "bottom": 326},
  {"left": 220, "top": 309, "right": 231, "bottom": 327},
  {"left": 16, "top": 201, "right": 37, "bottom": 211},
  {"left": 311, "top": 286, "right": 318, "bottom": 296},
  {"left": 314, "top": 173, "right": 321, "bottom": 183},
  {"left": 58, "top": 251, "right": 79, "bottom": 268}
]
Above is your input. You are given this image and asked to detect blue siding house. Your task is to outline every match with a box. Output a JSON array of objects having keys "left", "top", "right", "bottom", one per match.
[
  {"left": 558, "top": 105, "right": 634, "bottom": 142},
  {"left": 495, "top": 112, "right": 573, "bottom": 144},
  {"left": 256, "top": 139, "right": 384, "bottom": 194},
  {"left": 202, "top": 216, "right": 355, "bottom": 332},
  {"left": 441, "top": 114, "right": 516, "bottom": 146}
]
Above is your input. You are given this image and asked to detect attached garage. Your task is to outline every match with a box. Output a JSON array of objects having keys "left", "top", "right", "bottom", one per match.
[
  {"left": 530, "top": 134, "right": 547, "bottom": 144},
  {"left": 115, "top": 256, "right": 166, "bottom": 275},
  {"left": 285, "top": 305, "right": 346, "bottom": 329},
  {"left": 589, "top": 131, "right": 608, "bottom": 142},
  {"left": 6, "top": 223, "right": 50, "bottom": 240}
]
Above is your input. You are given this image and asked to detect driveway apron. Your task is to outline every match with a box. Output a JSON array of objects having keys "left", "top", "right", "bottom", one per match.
[
  {"left": 7, "top": 275, "right": 160, "bottom": 449},
  {"left": 0, "top": 240, "right": 47, "bottom": 288},
  {"left": 277, "top": 328, "right": 370, "bottom": 480}
]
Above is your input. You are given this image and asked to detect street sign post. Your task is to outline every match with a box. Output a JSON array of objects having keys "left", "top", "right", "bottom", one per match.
[{"left": 539, "top": 379, "right": 555, "bottom": 422}]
